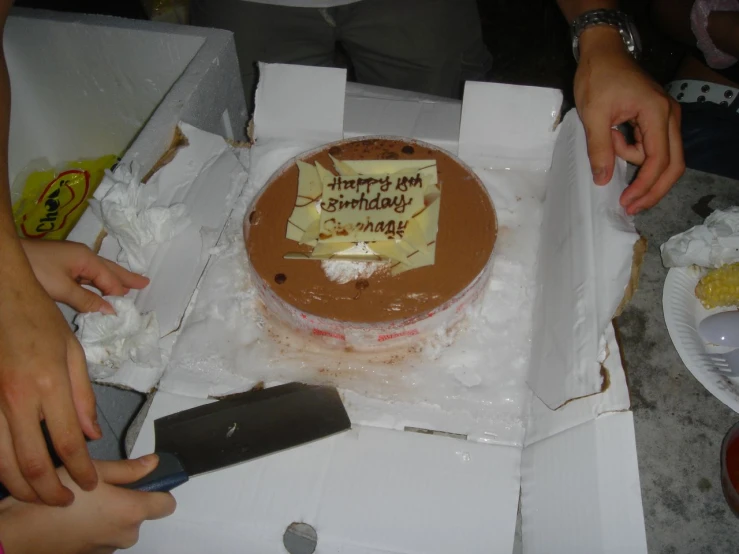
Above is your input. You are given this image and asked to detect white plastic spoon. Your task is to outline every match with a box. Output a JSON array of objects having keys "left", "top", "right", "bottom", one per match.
[{"left": 699, "top": 311, "right": 739, "bottom": 347}]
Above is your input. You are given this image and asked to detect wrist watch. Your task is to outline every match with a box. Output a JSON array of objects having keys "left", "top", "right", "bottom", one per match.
[{"left": 570, "top": 9, "right": 642, "bottom": 62}]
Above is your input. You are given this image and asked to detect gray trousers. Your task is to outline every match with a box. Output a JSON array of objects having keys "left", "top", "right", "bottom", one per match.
[{"left": 191, "top": 0, "right": 492, "bottom": 112}]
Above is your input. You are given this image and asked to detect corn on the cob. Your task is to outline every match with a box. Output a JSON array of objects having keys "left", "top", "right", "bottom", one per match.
[{"left": 695, "top": 262, "right": 739, "bottom": 309}]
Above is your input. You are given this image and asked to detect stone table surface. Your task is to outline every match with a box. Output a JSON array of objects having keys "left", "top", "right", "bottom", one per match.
[
  {"left": 120, "top": 168, "right": 739, "bottom": 553},
  {"left": 616, "top": 168, "right": 739, "bottom": 554}
]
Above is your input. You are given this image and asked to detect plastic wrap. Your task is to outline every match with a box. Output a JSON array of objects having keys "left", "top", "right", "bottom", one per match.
[{"left": 242, "top": 137, "right": 496, "bottom": 351}]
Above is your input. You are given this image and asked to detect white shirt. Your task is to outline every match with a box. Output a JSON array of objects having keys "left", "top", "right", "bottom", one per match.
[{"left": 244, "top": 0, "right": 363, "bottom": 6}]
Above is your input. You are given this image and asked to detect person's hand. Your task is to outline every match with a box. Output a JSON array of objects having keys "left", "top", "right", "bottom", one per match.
[
  {"left": 0, "top": 240, "right": 148, "bottom": 506},
  {"left": 0, "top": 455, "right": 176, "bottom": 554},
  {"left": 0, "top": 261, "right": 101, "bottom": 506},
  {"left": 21, "top": 239, "right": 150, "bottom": 315},
  {"left": 574, "top": 26, "right": 685, "bottom": 214}
]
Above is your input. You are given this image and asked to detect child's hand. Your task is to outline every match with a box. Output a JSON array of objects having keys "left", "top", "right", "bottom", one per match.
[
  {"left": 0, "top": 455, "right": 176, "bottom": 554},
  {"left": 20, "top": 239, "right": 149, "bottom": 314}
]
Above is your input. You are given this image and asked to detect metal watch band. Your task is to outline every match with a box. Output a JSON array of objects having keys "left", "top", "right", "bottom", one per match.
[{"left": 570, "top": 9, "right": 641, "bottom": 62}]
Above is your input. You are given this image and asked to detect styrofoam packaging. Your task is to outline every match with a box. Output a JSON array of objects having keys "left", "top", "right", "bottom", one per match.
[
  {"left": 5, "top": 8, "right": 248, "bottom": 334},
  {"left": 14, "top": 7, "right": 250, "bottom": 249},
  {"left": 243, "top": 136, "right": 496, "bottom": 351}
]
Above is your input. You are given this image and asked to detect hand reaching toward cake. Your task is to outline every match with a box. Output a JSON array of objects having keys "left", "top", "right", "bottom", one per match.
[
  {"left": 1, "top": 240, "right": 150, "bottom": 505},
  {"left": 0, "top": 251, "right": 100, "bottom": 506},
  {"left": 0, "top": 241, "right": 148, "bottom": 507},
  {"left": 21, "top": 238, "right": 150, "bottom": 315},
  {"left": 558, "top": 1, "right": 685, "bottom": 215},
  {"left": 573, "top": 25, "right": 685, "bottom": 214},
  {"left": 0, "top": 0, "right": 147, "bottom": 509}
]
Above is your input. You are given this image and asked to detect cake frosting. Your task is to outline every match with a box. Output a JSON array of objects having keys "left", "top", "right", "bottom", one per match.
[{"left": 245, "top": 137, "right": 496, "bottom": 328}]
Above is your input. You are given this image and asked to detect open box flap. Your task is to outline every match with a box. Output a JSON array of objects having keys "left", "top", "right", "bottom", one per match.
[
  {"left": 108, "top": 122, "right": 246, "bottom": 336},
  {"left": 458, "top": 81, "right": 562, "bottom": 171},
  {"left": 90, "top": 123, "right": 247, "bottom": 391},
  {"left": 254, "top": 62, "right": 346, "bottom": 144},
  {"left": 131, "top": 392, "right": 522, "bottom": 554},
  {"left": 528, "top": 111, "right": 640, "bottom": 409},
  {"left": 521, "top": 411, "right": 647, "bottom": 554},
  {"left": 343, "top": 82, "right": 462, "bottom": 153},
  {"left": 524, "top": 323, "right": 631, "bottom": 446},
  {"left": 130, "top": 123, "right": 247, "bottom": 334}
]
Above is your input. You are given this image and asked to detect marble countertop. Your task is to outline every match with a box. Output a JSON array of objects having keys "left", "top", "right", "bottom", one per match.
[
  {"left": 616, "top": 168, "right": 739, "bottom": 554},
  {"left": 123, "top": 168, "right": 739, "bottom": 554}
]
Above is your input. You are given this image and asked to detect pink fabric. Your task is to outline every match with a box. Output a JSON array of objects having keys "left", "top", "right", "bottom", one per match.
[{"left": 691, "top": 0, "right": 739, "bottom": 69}]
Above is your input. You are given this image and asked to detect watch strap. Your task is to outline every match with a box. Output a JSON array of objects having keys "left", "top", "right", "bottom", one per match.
[{"left": 571, "top": 9, "right": 640, "bottom": 62}]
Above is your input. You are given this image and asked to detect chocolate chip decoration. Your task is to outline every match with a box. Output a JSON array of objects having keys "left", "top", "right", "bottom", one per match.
[
  {"left": 274, "top": 273, "right": 287, "bottom": 284},
  {"left": 355, "top": 279, "right": 369, "bottom": 290},
  {"left": 401, "top": 145, "right": 414, "bottom": 154}
]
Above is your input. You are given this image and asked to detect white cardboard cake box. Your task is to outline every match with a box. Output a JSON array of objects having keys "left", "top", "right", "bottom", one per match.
[
  {"left": 114, "top": 63, "right": 647, "bottom": 554},
  {"left": 5, "top": 9, "right": 647, "bottom": 545}
]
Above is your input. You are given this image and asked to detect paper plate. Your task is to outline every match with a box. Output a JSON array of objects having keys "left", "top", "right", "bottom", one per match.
[{"left": 663, "top": 266, "right": 739, "bottom": 413}]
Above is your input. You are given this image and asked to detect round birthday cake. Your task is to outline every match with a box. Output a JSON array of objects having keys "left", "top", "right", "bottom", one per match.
[{"left": 244, "top": 137, "right": 496, "bottom": 349}]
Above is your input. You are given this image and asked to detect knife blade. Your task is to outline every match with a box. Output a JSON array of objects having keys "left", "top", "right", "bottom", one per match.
[{"left": 124, "top": 382, "right": 350, "bottom": 492}]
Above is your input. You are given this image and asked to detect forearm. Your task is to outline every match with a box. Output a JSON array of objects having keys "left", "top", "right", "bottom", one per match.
[
  {"left": 708, "top": 11, "right": 739, "bottom": 58},
  {"left": 0, "top": 48, "right": 11, "bottom": 239},
  {"left": 0, "top": 1, "right": 33, "bottom": 289},
  {"left": 0, "top": 44, "right": 17, "bottom": 245},
  {"left": 0, "top": 0, "right": 12, "bottom": 235}
]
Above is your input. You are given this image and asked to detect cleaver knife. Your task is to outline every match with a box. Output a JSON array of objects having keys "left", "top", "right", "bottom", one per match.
[{"left": 125, "top": 382, "right": 351, "bottom": 492}]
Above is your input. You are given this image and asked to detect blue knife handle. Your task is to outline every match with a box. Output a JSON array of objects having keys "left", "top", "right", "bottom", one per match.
[
  {"left": 0, "top": 452, "right": 188, "bottom": 501},
  {"left": 122, "top": 452, "right": 189, "bottom": 492}
]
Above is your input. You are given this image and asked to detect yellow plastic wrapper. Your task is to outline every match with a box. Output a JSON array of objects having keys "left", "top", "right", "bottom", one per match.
[{"left": 12, "top": 154, "right": 118, "bottom": 240}]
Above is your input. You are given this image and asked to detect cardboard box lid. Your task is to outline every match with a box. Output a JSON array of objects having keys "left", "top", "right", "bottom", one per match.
[
  {"left": 455, "top": 77, "right": 639, "bottom": 411},
  {"left": 131, "top": 391, "right": 522, "bottom": 554},
  {"left": 525, "top": 324, "right": 631, "bottom": 446},
  {"left": 521, "top": 411, "right": 647, "bottom": 554},
  {"left": 90, "top": 123, "right": 248, "bottom": 391},
  {"left": 117, "top": 62, "right": 645, "bottom": 552},
  {"left": 527, "top": 112, "right": 640, "bottom": 410},
  {"left": 343, "top": 82, "right": 463, "bottom": 153},
  {"left": 254, "top": 62, "right": 346, "bottom": 144},
  {"left": 458, "top": 81, "right": 562, "bottom": 171}
]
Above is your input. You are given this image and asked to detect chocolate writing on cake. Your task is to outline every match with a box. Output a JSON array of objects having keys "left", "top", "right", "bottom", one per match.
[
  {"left": 321, "top": 217, "right": 409, "bottom": 239},
  {"left": 318, "top": 171, "right": 425, "bottom": 241},
  {"left": 321, "top": 192, "right": 414, "bottom": 214},
  {"left": 324, "top": 173, "right": 423, "bottom": 194}
]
